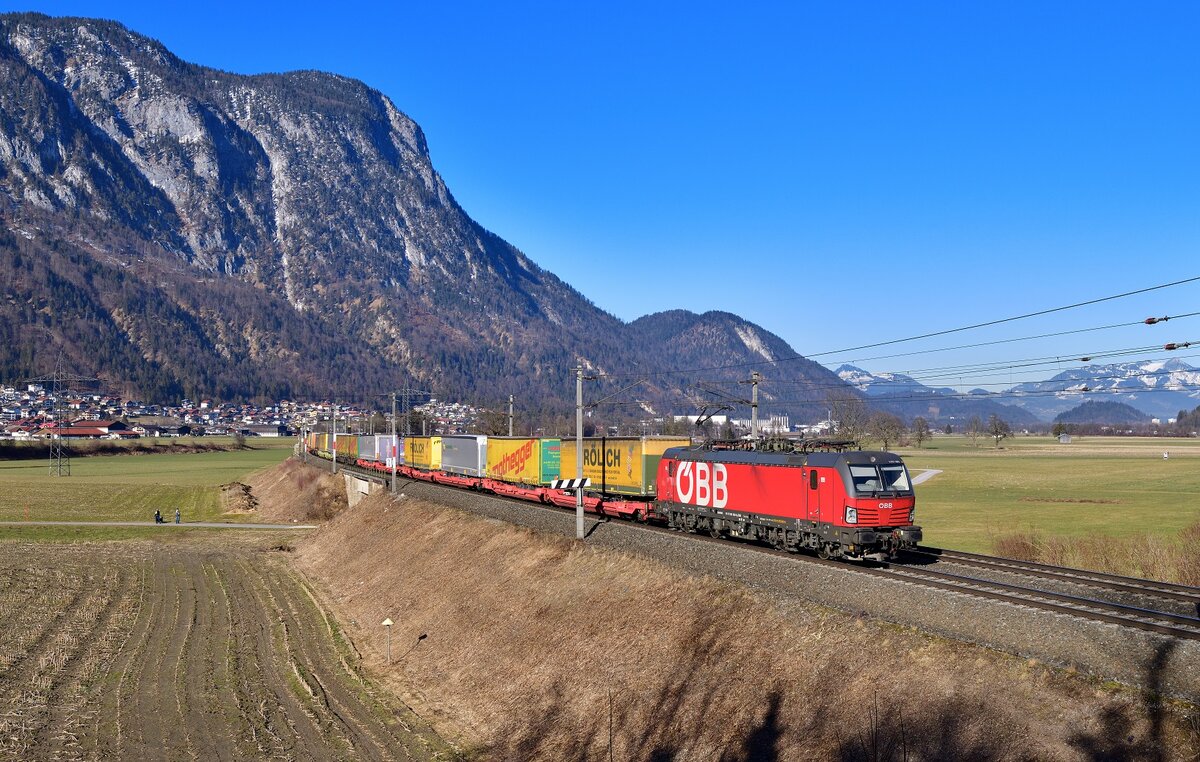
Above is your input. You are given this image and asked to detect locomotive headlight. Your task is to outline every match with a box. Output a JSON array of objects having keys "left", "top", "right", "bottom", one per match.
[
  {"left": 844, "top": 506, "right": 858, "bottom": 524},
  {"left": 908, "top": 508, "right": 915, "bottom": 523}
]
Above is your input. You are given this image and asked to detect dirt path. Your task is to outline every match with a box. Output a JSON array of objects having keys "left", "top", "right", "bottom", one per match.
[{"left": 0, "top": 541, "right": 457, "bottom": 761}]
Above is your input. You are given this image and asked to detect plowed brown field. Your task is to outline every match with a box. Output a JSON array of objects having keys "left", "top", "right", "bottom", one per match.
[{"left": 0, "top": 539, "right": 456, "bottom": 761}]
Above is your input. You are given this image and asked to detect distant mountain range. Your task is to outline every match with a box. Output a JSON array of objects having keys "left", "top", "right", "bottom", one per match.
[
  {"left": 1005, "top": 359, "right": 1200, "bottom": 421},
  {"left": 835, "top": 365, "right": 1041, "bottom": 427},
  {"left": 838, "top": 358, "right": 1200, "bottom": 424}
]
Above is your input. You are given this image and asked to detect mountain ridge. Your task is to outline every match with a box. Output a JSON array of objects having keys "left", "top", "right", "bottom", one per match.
[{"left": 0, "top": 13, "right": 845, "bottom": 420}]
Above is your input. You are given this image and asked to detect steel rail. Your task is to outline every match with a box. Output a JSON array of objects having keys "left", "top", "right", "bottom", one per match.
[
  {"left": 905, "top": 546, "right": 1200, "bottom": 605},
  {"left": 881, "top": 565, "right": 1200, "bottom": 639}
]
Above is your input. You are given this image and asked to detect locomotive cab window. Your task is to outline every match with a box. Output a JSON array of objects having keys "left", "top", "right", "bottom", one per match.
[
  {"left": 849, "top": 465, "right": 879, "bottom": 494},
  {"left": 880, "top": 465, "right": 911, "bottom": 492},
  {"left": 850, "top": 464, "right": 912, "bottom": 495}
]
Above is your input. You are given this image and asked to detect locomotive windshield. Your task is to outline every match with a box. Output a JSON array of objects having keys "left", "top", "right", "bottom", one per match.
[{"left": 848, "top": 464, "right": 912, "bottom": 496}]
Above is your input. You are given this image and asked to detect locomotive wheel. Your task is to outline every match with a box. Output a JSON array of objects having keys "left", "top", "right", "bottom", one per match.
[
  {"left": 709, "top": 527, "right": 721, "bottom": 538},
  {"left": 817, "top": 544, "right": 832, "bottom": 560}
]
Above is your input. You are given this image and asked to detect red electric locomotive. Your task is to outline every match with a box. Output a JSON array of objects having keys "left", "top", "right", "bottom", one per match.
[{"left": 655, "top": 442, "right": 922, "bottom": 561}]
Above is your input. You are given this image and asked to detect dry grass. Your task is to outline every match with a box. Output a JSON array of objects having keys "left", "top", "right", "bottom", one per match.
[
  {"left": 993, "top": 520, "right": 1200, "bottom": 586},
  {"left": 294, "top": 493, "right": 1200, "bottom": 760},
  {"left": 243, "top": 457, "right": 347, "bottom": 524}
]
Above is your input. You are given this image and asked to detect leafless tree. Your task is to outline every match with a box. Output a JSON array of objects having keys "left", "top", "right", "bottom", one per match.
[
  {"left": 868, "top": 412, "right": 906, "bottom": 451},
  {"left": 828, "top": 392, "right": 870, "bottom": 443},
  {"left": 988, "top": 414, "right": 1012, "bottom": 448},
  {"left": 966, "top": 416, "right": 983, "bottom": 447},
  {"left": 912, "top": 416, "right": 931, "bottom": 448}
]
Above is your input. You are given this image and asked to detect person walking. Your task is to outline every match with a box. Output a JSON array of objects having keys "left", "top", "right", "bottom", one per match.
[
  {"left": 174, "top": 508, "right": 181, "bottom": 524},
  {"left": 154, "top": 509, "right": 163, "bottom": 524}
]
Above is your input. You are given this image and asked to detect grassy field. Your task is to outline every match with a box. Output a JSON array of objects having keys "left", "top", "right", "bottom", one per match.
[
  {"left": 897, "top": 435, "right": 1200, "bottom": 553},
  {"left": 0, "top": 444, "right": 294, "bottom": 524}
]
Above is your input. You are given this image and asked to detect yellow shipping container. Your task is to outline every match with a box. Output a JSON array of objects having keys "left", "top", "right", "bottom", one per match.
[
  {"left": 404, "top": 436, "right": 442, "bottom": 470},
  {"left": 486, "top": 437, "right": 561, "bottom": 485},
  {"left": 559, "top": 437, "right": 689, "bottom": 496},
  {"left": 334, "top": 434, "right": 358, "bottom": 460}
]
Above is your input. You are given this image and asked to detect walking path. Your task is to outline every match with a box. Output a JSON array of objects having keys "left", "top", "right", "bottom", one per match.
[
  {"left": 912, "top": 469, "right": 943, "bottom": 485},
  {"left": 0, "top": 520, "right": 317, "bottom": 529}
]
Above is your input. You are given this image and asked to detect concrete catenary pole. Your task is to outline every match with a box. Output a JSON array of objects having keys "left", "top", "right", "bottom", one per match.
[
  {"left": 751, "top": 371, "right": 761, "bottom": 439},
  {"left": 332, "top": 409, "right": 338, "bottom": 475},
  {"left": 391, "top": 392, "right": 398, "bottom": 493},
  {"left": 576, "top": 366, "right": 584, "bottom": 540},
  {"left": 508, "top": 394, "right": 514, "bottom": 437}
]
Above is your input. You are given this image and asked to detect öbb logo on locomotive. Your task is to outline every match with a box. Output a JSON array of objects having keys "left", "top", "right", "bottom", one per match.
[{"left": 673, "top": 461, "right": 729, "bottom": 509}]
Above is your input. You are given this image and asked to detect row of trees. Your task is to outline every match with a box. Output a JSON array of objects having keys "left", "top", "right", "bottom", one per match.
[{"left": 830, "top": 394, "right": 1012, "bottom": 449}]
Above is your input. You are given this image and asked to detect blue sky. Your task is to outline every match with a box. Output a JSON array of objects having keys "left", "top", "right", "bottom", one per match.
[{"left": 7, "top": 2, "right": 1200, "bottom": 386}]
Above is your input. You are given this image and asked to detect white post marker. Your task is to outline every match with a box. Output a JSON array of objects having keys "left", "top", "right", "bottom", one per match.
[
  {"left": 382, "top": 617, "right": 393, "bottom": 663},
  {"left": 575, "top": 366, "right": 584, "bottom": 540}
]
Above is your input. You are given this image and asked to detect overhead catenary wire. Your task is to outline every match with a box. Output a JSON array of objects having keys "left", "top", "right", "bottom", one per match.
[
  {"left": 820, "top": 312, "right": 1200, "bottom": 368},
  {"left": 757, "top": 383, "right": 1200, "bottom": 408},
  {"left": 688, "top": 344, "right": 1200, "bottom": 395},
  {"left": 590, "top": 276, "right": 1200, "bottom": 380},
  {"left": 761, "top": 353, "right": 1200, "bottom": 392}
]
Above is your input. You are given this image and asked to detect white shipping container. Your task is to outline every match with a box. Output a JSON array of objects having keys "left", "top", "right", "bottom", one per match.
[
  {"left": 374, "top": 435, "right": 401, "bottom": 466},
  {"left": 440, "top": 435, "right": 487, "bottom": 476}
]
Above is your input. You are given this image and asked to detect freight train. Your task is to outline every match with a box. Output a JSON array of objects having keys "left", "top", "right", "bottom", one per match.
[{"left": 304, "top": 432, "right": 921, "bottom": 561}]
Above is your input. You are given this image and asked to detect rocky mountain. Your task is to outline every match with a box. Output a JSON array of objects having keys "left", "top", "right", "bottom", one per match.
[
  {"left": 836, "top": 365, "right": 958, "bottom": 398},
  {"left": 0, "top": 13, "right": 846, "bottom": 418},
  {"left": 1003, "top": 359, "right": 1200, "bottom": 421},
  {"left": 627, "top": 311, "right": 842, "bottom": 421}
]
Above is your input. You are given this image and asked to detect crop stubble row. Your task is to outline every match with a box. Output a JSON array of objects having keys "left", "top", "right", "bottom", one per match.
[{"left": 0, "top": 542, "right": 452, "bottom": 761}]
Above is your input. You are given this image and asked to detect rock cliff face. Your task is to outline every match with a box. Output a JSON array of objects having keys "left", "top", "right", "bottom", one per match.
[{"left": 0, "top": 13, "right": 845, "bottom": 418}]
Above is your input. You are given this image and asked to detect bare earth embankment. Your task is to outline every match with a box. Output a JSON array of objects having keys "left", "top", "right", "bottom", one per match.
[
  {"left": 235, "top": 456, "right": 348, "bottom": 523},
  {"left": 0, "top": 534, "right": 454, "bottom": 761},
  {"left": 292, "top": 490, "right": 1200, "bottom": 760}
]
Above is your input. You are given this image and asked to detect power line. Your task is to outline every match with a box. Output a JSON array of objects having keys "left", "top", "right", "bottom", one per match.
[
  {"left": 759, "top": 384, "right": 1200, "bottom": 408},
  {"left": 821, "top": 312, "right": 1200, "bottom": 368},
  {"left": 805, "top": 278, "right": 1200, "bottom": 359},
  {"left": 694, "top": 344, "right": 1199, "bottom": 396},
  {"left": 592, "top": 276, "right": 1200, "bottom": 380}
]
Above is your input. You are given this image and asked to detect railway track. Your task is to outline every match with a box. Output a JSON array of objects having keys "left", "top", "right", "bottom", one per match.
[
  {"left": 320, "top": 457, "right": 1200, "bottom": 642},
  {"left": 903, "top": 545, "right": 1200, "bottom": 608},
  {"left": 878, "top": 563, "right": 1200, "bottom": 641},
  {"left": 676, "top": 529, "right": 1200, "bottom": 642}
]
